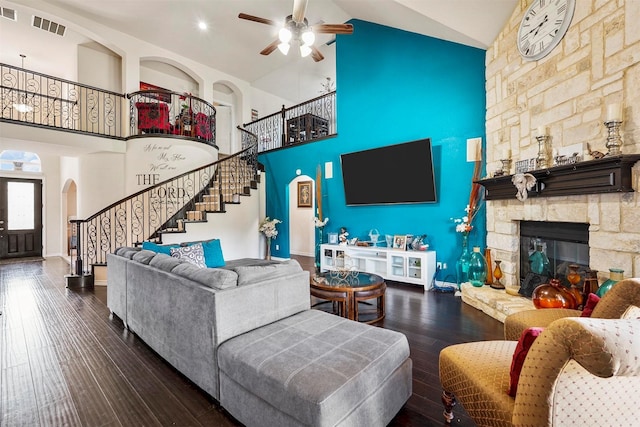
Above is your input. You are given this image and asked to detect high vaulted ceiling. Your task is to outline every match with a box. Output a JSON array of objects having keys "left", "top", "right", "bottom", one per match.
[{"left": 8, "top": 0, "right": 518, "bottom": 102}]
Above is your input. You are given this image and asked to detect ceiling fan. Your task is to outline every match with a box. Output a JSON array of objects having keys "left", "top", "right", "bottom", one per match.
[{"left": 238, "top": 0, "right": 353, "bottom": 62}]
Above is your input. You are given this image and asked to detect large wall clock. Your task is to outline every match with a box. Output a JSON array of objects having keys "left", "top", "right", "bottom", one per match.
[{"left": 517, "top": 0, "right": 576, "bottom": 61}]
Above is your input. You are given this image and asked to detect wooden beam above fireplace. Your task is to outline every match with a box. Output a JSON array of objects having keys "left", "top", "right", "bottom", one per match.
[{"left": 477, "top": 154, "right": 640, "bottom": 201}]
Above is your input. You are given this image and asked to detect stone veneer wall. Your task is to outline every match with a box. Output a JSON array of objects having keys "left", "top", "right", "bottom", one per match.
[{"left": 485, "top": 0, "right": 640, "bottom": 288}]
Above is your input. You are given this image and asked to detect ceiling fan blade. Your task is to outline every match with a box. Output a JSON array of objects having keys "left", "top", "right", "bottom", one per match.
[
  {"left": 312, "top": 23, "right": 354, "bottom": 34},
  {"left": 310, "top": 46, "right": 324, "bottom": 62},
  {"left": 292, "top": 0, "right": 308, "bottom": 24},
  {"left": 260, "top": 39, "right": 280, "bottom": 56},
  {"left": 238, "top": 13, "right": 276, "bottom": 26}
]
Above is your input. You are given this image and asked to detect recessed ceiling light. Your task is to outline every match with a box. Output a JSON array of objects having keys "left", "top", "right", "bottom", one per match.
[{"left": 198, "top": 21, "right": 207, "bottom": 30}]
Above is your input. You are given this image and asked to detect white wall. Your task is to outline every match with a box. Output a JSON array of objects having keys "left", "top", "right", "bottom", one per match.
[
  {"left": 78, "top": 42, "right": 122, "bottom": 92},
  {"left": 140, "top": 61, "right": 198, "bottom": 95},
  {"left": 161, "top": 177, "right": 265, "bottom": 261},
  {"left": 125, "top": 138, "right": 218, "bottom": 193},
  {"left": 76, "top": 152, "right": 126, "bottom": 217},
  {"left": 288, "top": 175, "right": 315, "bottom": 257}
]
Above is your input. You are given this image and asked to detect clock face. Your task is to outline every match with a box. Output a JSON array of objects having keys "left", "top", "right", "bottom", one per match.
[{"left": 517, "top": 0, "right": 576, "bottom": 61}]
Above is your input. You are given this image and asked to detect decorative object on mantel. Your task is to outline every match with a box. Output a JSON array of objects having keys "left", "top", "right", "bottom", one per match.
[
  {"left": 586, "top": 142, "right": 606, "bottom": 159},
  {"left": 596, "top": 268, "right": 624, "bottom": 297},
  {"left": 535, "top": 126, "right": 549, "bottom": 169},
  {"left": 512, "top": 173, "right": 537, "bottom": 201},
  {"left": 604, "top": 103, "right": 624, "bottom": 156},
  {"left": 495, "top": 148, "right": 512, "bottom": 177},
  {"left": 477, "top": 154, "right": 640, "bottom": 200},
  {"left": 553, "top": 152, "right": 582, "bottom": 166},
  {"left": 514, "top": 158, "right": 536, "bottom": 174},
  {"left": 259, "top": 216, "right": 281, "bottom": 260}
]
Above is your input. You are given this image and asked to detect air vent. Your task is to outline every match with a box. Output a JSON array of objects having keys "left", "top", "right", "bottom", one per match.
[
  {"left": 1, "top": 7, "right": 17, "bottom": 21},
  {"left": 32, "top": 15, "right": 66, "bottom": 36}
]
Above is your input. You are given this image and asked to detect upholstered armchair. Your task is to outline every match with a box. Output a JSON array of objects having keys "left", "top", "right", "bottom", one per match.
[
  {"left": 504, "top": 278, "right": 640, "bottom": 340},
  {"left": 439, "top": 316, "right": 640, "bottom": 426},
  {"left": 135, "top": 102, "right": 172, "bottom": 134}
]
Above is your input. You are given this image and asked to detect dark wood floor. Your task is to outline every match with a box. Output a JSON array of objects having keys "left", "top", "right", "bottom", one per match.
[{"left": 0, "top": 256, "right": 504, "bottom": 426}]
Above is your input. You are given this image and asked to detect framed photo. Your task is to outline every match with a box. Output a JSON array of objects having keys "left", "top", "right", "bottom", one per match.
[
  {"left": 393, "top": 234, "right": 407, "bottom": 250},
  {"left": 297, "top": 181, "right": 312, "bottom": 208}
]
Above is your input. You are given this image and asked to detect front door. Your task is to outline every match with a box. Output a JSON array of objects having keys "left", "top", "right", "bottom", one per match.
[{"left": 0, "top": 177, "right": 43, "bottom": 259}]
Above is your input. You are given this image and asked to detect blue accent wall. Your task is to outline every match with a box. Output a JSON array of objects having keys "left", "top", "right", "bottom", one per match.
[{"left": 258, "top": 19, "right": 486, "bottom": 282}]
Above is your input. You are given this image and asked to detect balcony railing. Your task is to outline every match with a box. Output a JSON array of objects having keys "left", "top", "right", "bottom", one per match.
[
  {"left": 128, "top": 90, "right": 216, "bottom": 146},
  {"left": 244, "top": 91, "right": 336, "bottom": 153},
  {"left": 0, "top": 62, "right": 125, "bottom": 138}
]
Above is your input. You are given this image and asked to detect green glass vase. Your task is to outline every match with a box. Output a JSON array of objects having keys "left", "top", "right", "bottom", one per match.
[
  {"left": 596, "top": 268, "right": 624, "bottom": 297},
  {"left": 468, "top": 246, "right": 487, "bottom": 287}
]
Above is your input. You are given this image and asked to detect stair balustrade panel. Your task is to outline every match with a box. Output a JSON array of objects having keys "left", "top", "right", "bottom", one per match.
[{"left": 71, "top": 129, "right": 258, "bottom": 273}]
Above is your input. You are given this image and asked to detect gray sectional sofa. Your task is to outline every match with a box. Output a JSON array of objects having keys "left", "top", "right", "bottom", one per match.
[{"left": 107, "top": 246, "right": 412, "bottom": 426}]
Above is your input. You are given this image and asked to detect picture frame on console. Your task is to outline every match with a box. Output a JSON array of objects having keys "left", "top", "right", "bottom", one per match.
[
  {"left": 297, "top": 181, "right": 312, "bottom": 208},
  {"left": 393, "top": 235, "right": 407, "bottom": 250}
]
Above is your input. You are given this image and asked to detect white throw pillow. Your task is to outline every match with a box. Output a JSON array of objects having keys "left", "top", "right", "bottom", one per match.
[
  {"left": 621, "top": 305, "right": 640, "bottom": 319},
  {"left": 170, "top": 242, "right": 206, "bottom": 268}
]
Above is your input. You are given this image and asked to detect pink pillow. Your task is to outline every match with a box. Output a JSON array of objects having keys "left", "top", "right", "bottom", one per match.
[
  {"left": 508, "top": 327, "right": 544, "bottom": 396},
  {"left": 581, "top": 293, "right": 600, "bottom": 317}
]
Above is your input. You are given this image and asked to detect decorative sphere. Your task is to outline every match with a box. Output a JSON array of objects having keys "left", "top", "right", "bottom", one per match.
[{"left": 532, "top": 279, "right": 576, "bottom": 309}]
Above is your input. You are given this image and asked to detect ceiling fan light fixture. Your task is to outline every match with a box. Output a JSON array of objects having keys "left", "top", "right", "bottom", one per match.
[
  {"left": 301, "top": 29, "right": 315, "bottom": 46},
  {"left": 300, "top": 44, "right": 312, "bottom": 57},
  {"left": 278, "top": 42, "right": 291, "bottom": 55},
  {"left": 279, "top": 27, "right": 292, "bottom": 43}
]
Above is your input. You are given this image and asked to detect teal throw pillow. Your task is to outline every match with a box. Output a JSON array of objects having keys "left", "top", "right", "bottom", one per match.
[
  {"left": 200, "top": 239, "right": 226, "bottom": 268},
  {"left": 142, "top": 241, "right": 180, "bottom": 255}
]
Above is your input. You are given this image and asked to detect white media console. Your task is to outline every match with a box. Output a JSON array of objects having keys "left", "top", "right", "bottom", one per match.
[{"left": 320, "top": 243, "right": 436, "bottom": 290}]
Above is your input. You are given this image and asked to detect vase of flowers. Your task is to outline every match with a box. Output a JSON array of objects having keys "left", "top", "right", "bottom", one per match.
[
  {"left": 259, "top": 217, "right": 281, "bottom": 260},
  {"left": 452, "top": 203, "right": 480, "bottom": 287}
]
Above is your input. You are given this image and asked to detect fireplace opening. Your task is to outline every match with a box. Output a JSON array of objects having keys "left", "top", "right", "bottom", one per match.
[{"left": 520, "top": 221, "right": 589, "bottom": 288}]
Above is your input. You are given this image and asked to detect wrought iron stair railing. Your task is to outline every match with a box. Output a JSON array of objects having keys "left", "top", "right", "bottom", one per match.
[{"left": 70, "top": 127, "right": 259, "bottom": 275}]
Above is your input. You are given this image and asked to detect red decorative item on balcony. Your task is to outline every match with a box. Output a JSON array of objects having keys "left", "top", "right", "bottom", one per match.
[
  {"left": 194, "top": 112, "right": 214, "bottom": 140},
  {"left": 135, "top": 102, "right": 171, "bottom": 134},
  {"left": 532, "top": 278, "right": 576, "bottom": 309}
]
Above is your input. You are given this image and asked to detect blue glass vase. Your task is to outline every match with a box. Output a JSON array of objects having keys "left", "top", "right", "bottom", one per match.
[
  {"left": 468, "top": 246, "right": 487, "bottom": 287},
  {"left": 314, "top": 227, "right": 324, "bottom": 272},
  {"left": 529, "top": 244, "right": 550, "bottom": 276},
  {"left": 456, "top": 233, "right": 471, "bottom": 286}
]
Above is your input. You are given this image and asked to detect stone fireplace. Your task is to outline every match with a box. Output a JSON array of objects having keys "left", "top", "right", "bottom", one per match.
[{"left": 486, "top": 178, "right": 640, "bottom": 292}]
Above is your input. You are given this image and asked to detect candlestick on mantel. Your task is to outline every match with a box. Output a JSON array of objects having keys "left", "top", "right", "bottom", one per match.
[
  {"left": 606, "top": 103, "right": 623, "bottom": 122},
  {"left": 536, "top": 126, "right": 548, "bottom": 137}
]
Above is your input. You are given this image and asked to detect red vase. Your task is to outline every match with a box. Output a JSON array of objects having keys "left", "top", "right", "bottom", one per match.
[{"left": 532, "top": 278, "right": 576, "bottom": 309}]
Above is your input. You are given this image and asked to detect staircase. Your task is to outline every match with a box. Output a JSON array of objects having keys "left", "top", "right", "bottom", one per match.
[{"left": 69, "top": 128, "right": 260, "bottom": 278}]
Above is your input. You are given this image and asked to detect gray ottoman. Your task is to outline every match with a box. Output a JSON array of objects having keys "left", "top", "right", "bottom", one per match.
[{"left": 217, "top": 309, "right": 412, "bottom": 427}]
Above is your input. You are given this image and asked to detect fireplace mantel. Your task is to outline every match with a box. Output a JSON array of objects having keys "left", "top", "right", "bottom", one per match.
[{"left": 477, "top": 154, "right": 640, "bottom": 200}]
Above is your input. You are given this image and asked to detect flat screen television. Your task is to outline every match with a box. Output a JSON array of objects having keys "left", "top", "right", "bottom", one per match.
[{"left": 340, "top": 138, "right": 437, "bottom": 205}]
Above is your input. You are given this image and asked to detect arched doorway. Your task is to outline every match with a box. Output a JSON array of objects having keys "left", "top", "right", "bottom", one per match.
[{"left": 288, "top": 175, "right": 315, "bottom": 257}]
